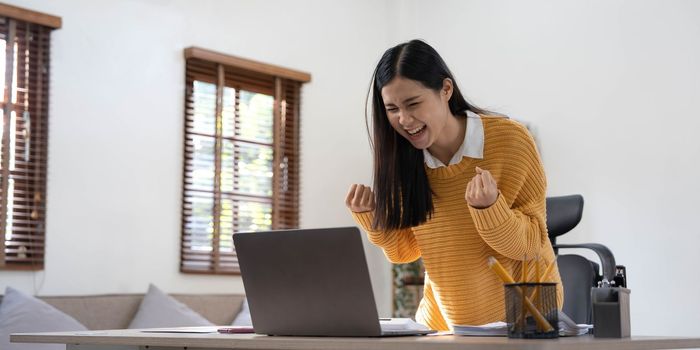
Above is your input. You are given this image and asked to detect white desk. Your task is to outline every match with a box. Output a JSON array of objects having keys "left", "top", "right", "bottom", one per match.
[{"left": 11, "top": 327, "right": 700, "bottom": 350}]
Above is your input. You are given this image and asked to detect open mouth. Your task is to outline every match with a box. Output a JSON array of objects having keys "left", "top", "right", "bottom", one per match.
[{"left": 406, "top": 125, "right": 426, "bottom": 136}]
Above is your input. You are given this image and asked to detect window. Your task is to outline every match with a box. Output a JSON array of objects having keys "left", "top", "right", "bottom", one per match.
[
  {"left": 180, "top": 47, "right": 310, "bottom": 274},
  {"left": 0, "top": 4, "right": 60, "bottom": 270}
]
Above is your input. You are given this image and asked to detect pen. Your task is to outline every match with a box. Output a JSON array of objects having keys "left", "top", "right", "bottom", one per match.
[
  {"left": 535, "top": 255, "right": 541, "bottom": 312},
  {"left": 528, "top": 259, "right": 557, "bottom": 302},
  {"left": 217, "top": 326, "right": 254, "bottom": 334},
  {"left": 518, "top": 258, "right": 558, "bottom": 327},
  {"left": 487, "top": 256, "right": 554, "bottom": 332}
]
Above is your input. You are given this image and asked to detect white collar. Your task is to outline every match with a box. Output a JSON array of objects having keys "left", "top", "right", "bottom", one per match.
[{"left": 423, "top": 111, "right": 484, "bottom": 169}]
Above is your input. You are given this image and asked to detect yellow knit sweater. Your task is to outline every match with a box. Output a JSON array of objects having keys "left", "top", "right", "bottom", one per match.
[{"left": 352, "top": 116, "right": 563, "bottom": 331}]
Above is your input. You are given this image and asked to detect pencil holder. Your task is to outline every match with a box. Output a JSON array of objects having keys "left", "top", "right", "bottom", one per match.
[
  {"left": 504, "top": 283, "right": 559, "bottom": 339},
  {"left": 591, "top": 287, "right": 631, "bottom": 338}
]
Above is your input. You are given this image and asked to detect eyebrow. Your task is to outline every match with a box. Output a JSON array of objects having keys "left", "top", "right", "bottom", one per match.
[{"left": 385, "top": 95, "right": 421, "bottom": 107}]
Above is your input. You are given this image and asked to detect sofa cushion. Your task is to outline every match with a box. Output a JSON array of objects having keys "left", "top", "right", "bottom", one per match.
[
  {"left": 0, "top": 287, "right": 87, "bottom": 350},
  {"left": 0, "top": 292, "right": 245, "bottom": 330},
  {"left": 128, "top": 284, "right": 213, "bottom": 328},
  {"left": 171, "top": 294, "right": 244, "bottom": 326},
  {"left": 231, "top": 298, "right": 252, "bottom": 326},
  {"left": 39, "top": 294, "right": 143, "bottom": 330}
]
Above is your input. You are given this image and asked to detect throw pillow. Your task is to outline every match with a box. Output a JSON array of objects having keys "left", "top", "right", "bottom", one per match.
[
  {"left": 127, "top": 284, "right": 213, "bottom": 328},
  {"left": 0, "top": 287, "right": 87, "bottom": 350},
  {"left": 231, "top": 298, "right": 252, "bottom": 326}
]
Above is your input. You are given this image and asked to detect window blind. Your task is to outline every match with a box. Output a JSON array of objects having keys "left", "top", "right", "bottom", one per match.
[
  {"left": 181, "top": 48, "right": 309, "bottom": 274},
  {"left": 0, "top": 4, "right": 60, "bottom": 270}
]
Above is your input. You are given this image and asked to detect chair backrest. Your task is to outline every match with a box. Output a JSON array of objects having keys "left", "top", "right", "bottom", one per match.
[
  {"left": 546, "top": 194, "right": 584, "bottom": 247},
  {"left": 557, "top": 255, "right": 598, "bottom": 324},
  {"left": 546, "top": 194, "right": 596, "bottom": 324}
]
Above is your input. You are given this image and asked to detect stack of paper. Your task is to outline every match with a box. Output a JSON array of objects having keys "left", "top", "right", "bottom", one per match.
[
  {"left": 557, "top": 311, "right": 594, "bottom": 336},
  {"left": 453, "top": 311, "right": 593, "bottom": 337},
  {"left": 380, "top": 318, "right": 431, "bottom": 332},
  {"left": 454, "top": 322, "right": 508, "bottom": 336}
]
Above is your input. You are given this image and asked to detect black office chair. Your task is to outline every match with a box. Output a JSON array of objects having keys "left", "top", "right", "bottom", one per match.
[{"left": 546, "top": 195, "right": 627, "bottom": 324}]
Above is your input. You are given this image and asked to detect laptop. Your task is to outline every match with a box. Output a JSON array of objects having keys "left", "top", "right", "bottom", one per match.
[{"left": 232, "top": 226, "right": 436, "bottom": 337}]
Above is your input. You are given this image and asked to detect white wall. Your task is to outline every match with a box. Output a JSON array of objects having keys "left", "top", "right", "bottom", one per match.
[
  {"left": 2, "top": 0, "right": 699, "bottom": 336},
  {"left": 0, "top": 0, "right": 394, "bottom": 316},
  {"left": 393, "top": 0, "right": 700, "bottom": 336}
]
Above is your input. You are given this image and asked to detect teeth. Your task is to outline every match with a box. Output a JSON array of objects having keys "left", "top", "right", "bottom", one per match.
[{"left": 407, "top": 126, "right": 424, "bottom": 135}]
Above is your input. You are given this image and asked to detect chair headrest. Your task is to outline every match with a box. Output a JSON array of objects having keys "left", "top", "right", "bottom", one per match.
[{"left": 546, "top": 194, "right": 584, "bottom": 238}]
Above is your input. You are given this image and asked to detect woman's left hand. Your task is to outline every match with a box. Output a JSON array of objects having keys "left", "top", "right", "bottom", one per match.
[{"left": 465, "top": 166, "right": 499, "bottom": 209}]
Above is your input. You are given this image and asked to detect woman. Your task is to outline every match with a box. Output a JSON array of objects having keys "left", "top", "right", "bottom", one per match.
[{"left": 345, "top": 39, "right": 563, "bottom": 331}]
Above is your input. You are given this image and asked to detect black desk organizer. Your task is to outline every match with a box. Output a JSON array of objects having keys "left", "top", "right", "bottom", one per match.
[{"left": 591, "top": 287, "right": 631, "bottom": 338}]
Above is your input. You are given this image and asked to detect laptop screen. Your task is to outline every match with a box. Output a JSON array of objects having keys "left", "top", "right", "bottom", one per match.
[{"left": 233, "top": 227, "right": 384, "bottom": 336}]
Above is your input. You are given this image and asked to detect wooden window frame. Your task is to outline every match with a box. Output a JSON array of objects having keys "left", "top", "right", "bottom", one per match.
[
  {"left": 0, "top": 4, "right": 60, "bottom": 270},
  {"left": 180, "top": 47, "right": 310, "bottom": 275}
]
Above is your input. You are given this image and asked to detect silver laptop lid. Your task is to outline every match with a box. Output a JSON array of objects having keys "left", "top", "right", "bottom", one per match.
[{"left": 233, "top": 227, "right": 383, "bottom": 336}]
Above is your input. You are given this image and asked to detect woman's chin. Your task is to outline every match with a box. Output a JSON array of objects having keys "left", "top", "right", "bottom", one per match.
[
  {"left": 407, "top": 131, "right": 430, "bottom": 149},
  {"left": 410, "top": 142, "right": 429, "bottom": 150}
]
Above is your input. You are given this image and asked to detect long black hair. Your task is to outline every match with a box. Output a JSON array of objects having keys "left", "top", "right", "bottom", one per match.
[{"left": 367, "top": 39, "right": 488, "bottom": 230}]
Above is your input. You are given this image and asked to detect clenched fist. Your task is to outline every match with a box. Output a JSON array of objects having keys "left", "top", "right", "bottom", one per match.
[
  {"left": 465, "top": 166, "right": 499, "bottom": 209},
  {"left": 345, "top": 184, "right": 376, "bottom": 213}
]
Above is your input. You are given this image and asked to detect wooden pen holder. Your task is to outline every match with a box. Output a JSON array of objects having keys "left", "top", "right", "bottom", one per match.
[
  {"left": 504, "top": 283, "right": 559, "bottom": 339},
  {"left": 591, "top": 287, "right": 631, "bottom": 338}
]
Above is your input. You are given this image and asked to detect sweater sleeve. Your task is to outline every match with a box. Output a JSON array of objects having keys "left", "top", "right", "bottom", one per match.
[
  {"left": 350, "top": 211, "right": 421, "bottom": 264},
  {"left": 467, "top": 127, "right": 549, "bottom": 261}
]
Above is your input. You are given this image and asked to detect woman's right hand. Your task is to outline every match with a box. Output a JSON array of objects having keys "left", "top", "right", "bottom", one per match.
[{"left": 345, "top": 184, "right": 376, "bottom": 213}]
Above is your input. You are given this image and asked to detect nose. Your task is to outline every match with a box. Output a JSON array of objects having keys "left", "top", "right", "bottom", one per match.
[{"left": 397, "top": 111, "right": 415, "bottom": 127}]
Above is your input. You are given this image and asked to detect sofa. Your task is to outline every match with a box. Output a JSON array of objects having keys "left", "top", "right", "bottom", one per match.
[
  {"left": 1, "top": 285, "right": 252, "bottom": 350},
  {"left": 0, "top": 292, "right": 246, "bottom": 330}
]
